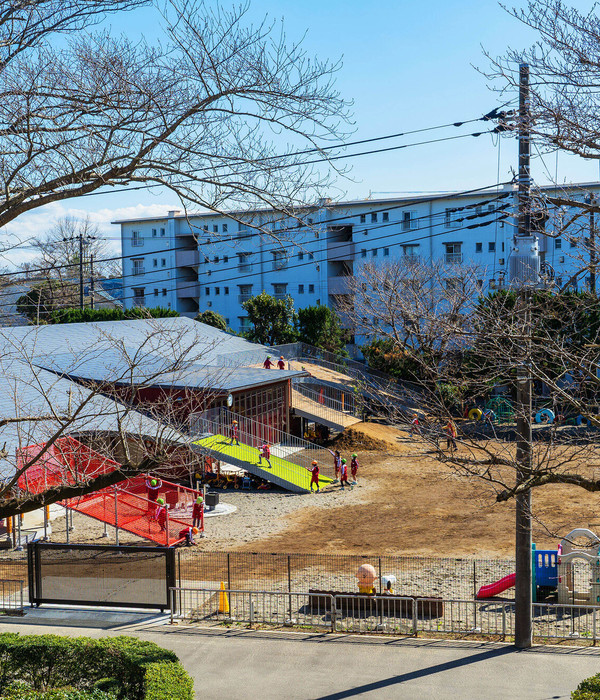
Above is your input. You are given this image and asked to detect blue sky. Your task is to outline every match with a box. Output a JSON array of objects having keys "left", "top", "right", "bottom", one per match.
[{"left": 6, "top": 0, "right": 600, "bottom": 266}]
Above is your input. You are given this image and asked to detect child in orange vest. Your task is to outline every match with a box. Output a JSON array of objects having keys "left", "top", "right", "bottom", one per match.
[{"left": 258, "top": 442, "right": 272, "bottom": 468}]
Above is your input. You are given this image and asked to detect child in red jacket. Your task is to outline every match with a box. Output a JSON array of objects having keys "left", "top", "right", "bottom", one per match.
[{"left": 258, "top": 442, "right": 272, "bottom": 468}]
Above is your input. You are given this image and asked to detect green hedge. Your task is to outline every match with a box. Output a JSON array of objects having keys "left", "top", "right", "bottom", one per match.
[
  {"left": 47, "top": 307, "right": 179, "bottom": 324},
  {"left": 0, "top": 634, "right": 193, "bottom": 700},
  {"left": 1, "top": 683, "right": 115, "bottom": 699},
  {"left": 573, "top": 673, "right": 600, "bottom": 699}
]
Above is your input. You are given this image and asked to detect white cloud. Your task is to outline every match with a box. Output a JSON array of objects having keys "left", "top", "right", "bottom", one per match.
[{"left": 1, "top": 202, "right": 179, "bottom": 267}]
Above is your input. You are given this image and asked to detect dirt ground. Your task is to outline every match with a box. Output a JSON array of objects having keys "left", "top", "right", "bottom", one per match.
[{"left": 43, "top": 421, "right": 600, "bottom": 559}]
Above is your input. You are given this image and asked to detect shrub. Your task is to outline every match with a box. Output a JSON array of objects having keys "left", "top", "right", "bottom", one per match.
[
  {"left": 143, "top": 662, "right": 193, "bottom": 700},
  {"left": 47, "top": 307, "right": 179, "bottom": 324},
  {"left": 0, "top": 635, "right": 192, "bottom": 700},
  {"left": 573, "top": 673, "right": 600, "bottom": 699},
  {"left": 1, "top": 682, "right": 116, "bottom": 699}
]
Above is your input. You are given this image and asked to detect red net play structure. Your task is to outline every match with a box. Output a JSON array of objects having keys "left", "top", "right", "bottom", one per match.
[{"left": 17, "top": 437, "right": 204, "bottom": 546}]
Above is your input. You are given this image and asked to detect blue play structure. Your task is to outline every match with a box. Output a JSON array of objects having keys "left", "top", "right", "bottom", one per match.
[{"left": 533, "top": 546, "right": 558, "bottom": 601}]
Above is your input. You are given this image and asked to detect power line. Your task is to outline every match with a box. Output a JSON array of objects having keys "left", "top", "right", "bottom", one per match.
[
  {"left": 0, "top": 209, "right": 511, "bottom": 314},
  {"left": 2, "top": 182, "right": 514, "bottom": 279}
]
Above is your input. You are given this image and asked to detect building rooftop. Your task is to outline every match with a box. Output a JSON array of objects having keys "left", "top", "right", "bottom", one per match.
[
  {"left": 111, "top": 182, "right": 600, "bottom": 225},
  {"left": 0, "top": 317, "right": 304, "bottom": 393}
]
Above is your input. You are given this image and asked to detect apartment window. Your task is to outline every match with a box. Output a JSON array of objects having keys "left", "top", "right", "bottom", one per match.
[
  {"left": 360, "top": 214, "right": 366, "bottom": 223},
  {"left": 224, "top": 287, "right": 229, "bottom": 295},
  {"left": 555, "top": 238, "right": 562, "bottom": 249},
  {"left": 272, "top": 250, "right": 288, "bottom": 270},
  {"left": 361, "top": 249, "right": 367, "bottom": 258},
  {"left": 238, "top": 284, "right": 253, "bottom": 302},
  {"left": 383, "top": 248, "right": 390, "bottom": 256},
  {"left": 213, "top": 225, "right": 219, "bottom": 233},
  {"left": 382, "top": 212, "right": 389, "bottom": 222},
  {"left": 499, "top": 258, "right": 505, "bottom": 265},
  {"left": 214, "top": 256, "right": 219, "bottom": 263},
  {"left": 238, "top": 252, "right": 252, "bottom": 271},
  {"left": 559, "top": 256, "right": 565, "bottom": 264},
  {"left": 476, "top": 279, "right": 484, "bottom": 291},
  {"left": 223, "top": 256, "right": 229, "bottom": 263},
  {"left": 403, "top": 244, "right": 419, "bottom": 258},
  {"left": 225, "top": 318, "right": 230, "bottom": 325},
  {"left": 371, "top": 213, "right": 377, "bottom": 223},
  {"left": 476, "top": 242, "right": 482, "bottom": 253},
  {"left": 402, "top": 212, "right": 415, "bottom": 231},
  {"left": 502, "top": 242, "right": 505, "bottom": 252},
  {"left": 207, "top": 301, "right": 212, "bottom": 308},
  {"left": 488, "top": 242, "right": 496, "bottom": 252},
  {"left": 273, "top": 283, "right": 287, "bottom": 299},
  {"left": 160, "top": 227, "right": 166, "bottom": 237},
  {"left": 372, "top": 248, "right": 378, "bottom": 257},
  {"left": 131, "top": 230, "right": 143, "bottom": 247},
  {"left": 153, "top": 259, "right": 158, "bottom": 267},
  {"left": 132, "top": 258, "right": 144, "bottom": 276},
  {"left": 308, "top": 284, "right": 315, "bottom": 293},
  {"left": 154, "top": 289, "right": 159, "bottom": 296},
  {"left": 298, "top": 284, "right": 304, "bottom": 293},
  {"left": 570, "top": 238, "right": 577, "bottom": 248},
  {"left": 298, "top": 252, "right": 304, "bottom": 260},
  {"left": 239, "top": 317, "right": 251, "bottom": 332},
  {"left": 162, "top": 289, "right": 167, "bottom": 296},
  {"left": 488, "top": 204, "right": 495, "bottom": 213},
  {"left": 445, "top": 277, "right": 461, "bottom": 292},
  {"left": 152, "top": 228, "right": 157, "bottom": 238},
  {"left": 444, "top": 242, "right": 462, "bottom": 263},
  {"left": 215, "top": 287, "right": 220, "bottom": 295},
  {"left": 223, "top": 224, "right": 228, "bottom": 233},
  {"left": 205, "top": 287, "right": 210, "bottom": 296},
  {"left": 556, "top": 277, "right": 563, "bottom": 288},
  {"left": 308, "top": 252, "right": 314, "bottom": 260},
  {"left": 132, "top": 288, "right": 145, "bottom": 307},
  {"left": 445, "top": 208, "right": 461, "bottom": 228}
]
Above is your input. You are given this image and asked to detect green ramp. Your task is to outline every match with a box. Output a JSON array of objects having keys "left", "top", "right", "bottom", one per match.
[{"left": 192, "top": 434, "right": 332, "bottom": 493}]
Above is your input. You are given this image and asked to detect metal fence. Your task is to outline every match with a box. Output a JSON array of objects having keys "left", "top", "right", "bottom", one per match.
[
  {"left": 176, "top": 550, "right": 516, "bottom": 602},
  {"left": 292, "top": 382, "right": 360, "bottom": 420},
  {"left": 170, "top": 586, "right": 600, "bottom": 643},
  {"left": 0, "top": 579, "right": 24, "bottom": 615}
]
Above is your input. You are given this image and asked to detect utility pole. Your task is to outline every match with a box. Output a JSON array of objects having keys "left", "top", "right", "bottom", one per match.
[
  {"left": 78, "top": 233, "right": 84, "bottom": 310},
  {"left": 90, "top": 254, "right": 95, "bottom": 310},
  {"left": 513, "top": 62, "right": 534, "bottom": 650}
]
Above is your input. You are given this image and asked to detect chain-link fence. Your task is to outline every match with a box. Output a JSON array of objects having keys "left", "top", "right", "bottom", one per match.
[{"left": 177, "top": 550, "right": 516, "bottom": 601}]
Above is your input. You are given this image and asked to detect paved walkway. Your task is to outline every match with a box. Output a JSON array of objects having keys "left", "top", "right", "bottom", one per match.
[{"left": 1, "top": 610, "right": 600, "bottom": 699}]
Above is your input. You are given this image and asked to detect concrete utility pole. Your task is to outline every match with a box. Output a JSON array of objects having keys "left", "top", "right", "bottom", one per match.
[
  {"left": 90, "top": 254, "right": 95, "bottom": 310},
  {"left": 512, "top": 62, "right": 534, "bottom": 650},
  {"left": 78, "top": 233, "right": 84, "bottom": 310},
  {"left": 589, "top": 194, "right": 597, "bottom": 295}
]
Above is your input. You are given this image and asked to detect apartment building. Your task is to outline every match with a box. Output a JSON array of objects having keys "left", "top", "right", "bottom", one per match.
[{"left": 115, "top": 182, "right": 600, "bottom": 336}]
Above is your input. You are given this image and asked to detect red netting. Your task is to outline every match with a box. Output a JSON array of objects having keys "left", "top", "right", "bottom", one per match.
[{"left": 17, "top": 438, "right": 204, "bottom": 546}]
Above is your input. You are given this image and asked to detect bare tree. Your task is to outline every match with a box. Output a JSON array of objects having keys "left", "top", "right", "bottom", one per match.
[
  {"left": 0, "top": 0, "right": 350, "bottom": 239},
  {"left": 31, "top": 216, "right": 112, "bottom": 279}
]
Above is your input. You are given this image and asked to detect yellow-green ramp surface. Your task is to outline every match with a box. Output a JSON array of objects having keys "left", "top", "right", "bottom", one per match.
[{"left": 193, "top": 434, "right": 332, "bottom": 493}]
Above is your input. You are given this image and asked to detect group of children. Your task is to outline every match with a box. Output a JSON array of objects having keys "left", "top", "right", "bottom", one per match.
[
  {"left": 306, "top": 450, "right": 360, "bottom": 493},
  {"left": 263, "top": 355, "right": 287, "bottom": 370},
  {"left": 145, "top": 474, "right": 204, "bottom": 545}
]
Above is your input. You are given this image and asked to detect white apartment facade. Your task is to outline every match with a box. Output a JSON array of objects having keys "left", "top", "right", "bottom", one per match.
[{"left": 115, "top": 182, "right": 600, "bottom": 337}]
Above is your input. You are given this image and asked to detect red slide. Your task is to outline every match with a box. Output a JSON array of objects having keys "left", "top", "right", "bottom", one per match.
[{"left": 476, "top": 573, "right": 516, "bottom": 599}]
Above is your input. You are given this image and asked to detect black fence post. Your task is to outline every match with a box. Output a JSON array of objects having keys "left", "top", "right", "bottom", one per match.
[
  {"left": 227, "top": 552, "right": 231, "bottom": 591},
  {"left": 288, "top": 555, "right": 292, "bottom": 620}
]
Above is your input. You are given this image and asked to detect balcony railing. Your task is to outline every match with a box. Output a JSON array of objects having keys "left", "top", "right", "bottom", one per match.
[
  {"left": 238, "top": 263, "right": 253, "bottom": 272},
  {"left": 273, "top": 292, "right": 288, "bottom": 300},
  {"left": 132, "top": 296, "right": 145, "bottom": 307},
  {"left": 175, "top": 249, "right": 199, "bottom": 267},
  {"left": 444, "top": 253, "right": 463, "bottom": 264},
  {"left": 131, "top": 238, "right": 144, "bottom": 247},
  {"left": 238, "top": 293, "right": 252, "bottom": 303},
  {"left": 131, "top": 267, "right": 145, "bottom": 276}
]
